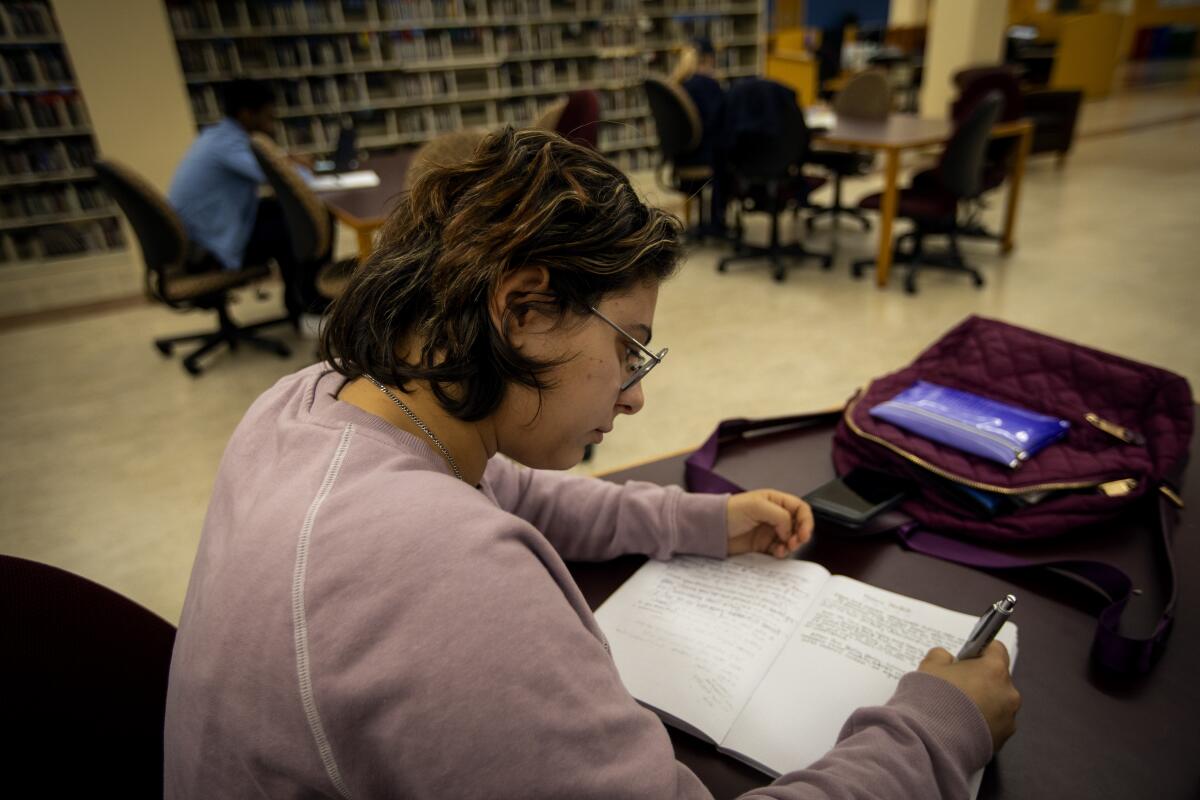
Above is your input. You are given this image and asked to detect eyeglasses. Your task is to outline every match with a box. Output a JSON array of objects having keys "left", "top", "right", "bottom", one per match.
[{"left": 589, "top": 306, "right": 668, "bottom": 391}]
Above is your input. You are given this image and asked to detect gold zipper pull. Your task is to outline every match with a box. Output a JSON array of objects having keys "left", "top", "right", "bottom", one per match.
[
  {"left": 1160, "top": 485, "right": 1185, "bottom": 509},
  {"left": 1099, "top": 478, "right": 1138, "bottom": 497},
  {"left": 1085, "top": 413, "right": 1145, "bottom": 446}
]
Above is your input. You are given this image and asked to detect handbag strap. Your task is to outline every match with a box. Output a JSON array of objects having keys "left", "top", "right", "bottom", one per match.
[
  {"left": 896, "top": 492, "right": 1178, "bottom": 675},
  {"left": 685, "top": 411, "right": 842, "bottom": 495},
  {"left": 686, "top": 413, "right": 1181, "bottom": 675}
]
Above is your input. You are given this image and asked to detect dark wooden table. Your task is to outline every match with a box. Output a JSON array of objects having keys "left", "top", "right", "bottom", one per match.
[
  {"left": 570, "top": 418, "right": 1200, "bottom": 799},
  {"left": 316, "top": 151, "right": 414, "bottom": 256},
  {"left": 812, "top": 115, "right": 1034, "bottom": 288}
]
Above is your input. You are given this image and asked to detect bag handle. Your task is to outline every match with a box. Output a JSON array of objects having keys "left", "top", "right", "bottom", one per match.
[
  {"left": 686, "top": 414, "right": 1180, "bottom": 675},
  {"left": 685, "top": 411, "right": 841, "bottom": 496},
  {"left": 895, "top": 492, "right": 1178, "bottom": 675}
]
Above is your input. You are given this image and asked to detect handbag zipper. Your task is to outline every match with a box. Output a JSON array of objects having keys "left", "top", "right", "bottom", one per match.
[
  {"left": 1085, "top": 413, "right": 1146, "bottom": 446},
  {"left": 1160, "top": 485, "right": 1185, "bottom": 509},
  {"left": 843, "top": 389, "right": 1137, "bottom": 497},
  {"left": 877, "top": 400, "right": 1027, "bottom": 461}
]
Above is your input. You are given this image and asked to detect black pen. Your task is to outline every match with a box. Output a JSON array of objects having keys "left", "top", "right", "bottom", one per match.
[{"left": 956, "top": 594, "right": 1016, "bottom": 660}]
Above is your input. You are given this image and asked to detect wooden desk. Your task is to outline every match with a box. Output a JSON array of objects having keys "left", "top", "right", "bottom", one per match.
[
  {"left": 316, "top": 151, "right": 414, "bottom": 257},
  {"left": 569, "top": 417, "right": 1200, "bottom": 799},
  {"left": 813, "top": 116, "right": 1034, "bottom": 288}
]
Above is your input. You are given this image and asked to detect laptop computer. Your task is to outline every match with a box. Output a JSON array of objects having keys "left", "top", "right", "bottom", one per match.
[{"left": 315, "top": 125, "right": 358, "bottom": 173}]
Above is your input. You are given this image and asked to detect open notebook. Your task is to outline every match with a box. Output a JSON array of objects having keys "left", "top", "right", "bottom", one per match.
[
  {"left": 594, "top": 554, "right": 1017, "bottom": 796},
  {"left": 309, "top": 170, "right": 380, "bottom": 191}
]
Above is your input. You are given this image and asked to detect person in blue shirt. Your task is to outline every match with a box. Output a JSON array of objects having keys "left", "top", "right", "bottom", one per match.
[{"left": 168, "top": 79, "right": 318, "bottom": 318}]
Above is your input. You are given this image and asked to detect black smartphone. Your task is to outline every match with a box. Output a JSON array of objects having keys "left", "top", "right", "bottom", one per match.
[{"left": 804, "top": 469, "right": 911, "bottom": 527}]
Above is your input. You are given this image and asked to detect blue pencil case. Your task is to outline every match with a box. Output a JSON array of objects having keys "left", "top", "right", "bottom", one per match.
[{"left": 869, "top": 381, "right": 1070, "bottom": 469}]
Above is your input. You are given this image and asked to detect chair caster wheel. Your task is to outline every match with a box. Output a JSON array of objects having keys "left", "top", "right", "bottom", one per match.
[
  {"left": 717, "top": 262, "right": 728, "bottom": 273},
  {"left": 772, "top": 270, "right": 786, "bottom": 283},
  {"left": 184, "top": 360, "right": 203, "bottom": 377},
  {"left": 973, "top": 275, "right": 985, "bottom": 288},
  {"left": 820, "top": 255, "right": 834, "bottom": 270},
  {"left": 905, "top": 279, "right": 918, "bottom": 295},
  {"left": 274, "top": 343, "right": 292, "bottom": 357},
  {"left": 155, "top": 341, "right": 173, "bottom": 356}
]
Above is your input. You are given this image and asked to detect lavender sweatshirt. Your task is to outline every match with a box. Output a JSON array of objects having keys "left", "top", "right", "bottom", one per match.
[{"left": 164, "top": 363, "right": 992, "bottom": 798}]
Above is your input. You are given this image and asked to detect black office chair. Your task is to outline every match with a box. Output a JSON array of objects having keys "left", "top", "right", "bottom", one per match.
[
  {"left": 1, "top": 554, "right": 177, "bottom": 795},
  {"left": 806, "top": 70, "right": 891, "bottom": 233},
  {"left": 911, "top": 66, "right": 1024, "bottom": 242},
  {"left": 95, "top": 159, "right": 292, "bottom": 375},
  {"left": 643, "top": 76, "right": 714, "bottom": 233},
  {"left": 718, "top": 79, "right": 831, "bottom": 282},
  {"left": 852, "top": 92, "right": 1004, "bottom": 294},
  {"left": 250, "top": 134, "right": 356, "bottom": 310}
]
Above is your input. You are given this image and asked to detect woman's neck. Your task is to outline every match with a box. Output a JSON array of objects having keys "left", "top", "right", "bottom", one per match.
[{"left": 338, "top": 376, "right": 492, "bottom": 486}]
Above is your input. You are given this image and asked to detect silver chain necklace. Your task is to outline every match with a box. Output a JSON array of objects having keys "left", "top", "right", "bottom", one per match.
[{"left": 364, "top": 374, "right": 464, "bottom": 481}]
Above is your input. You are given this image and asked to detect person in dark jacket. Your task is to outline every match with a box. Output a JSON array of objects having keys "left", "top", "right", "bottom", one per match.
[{"left": 674, "top": 38, "right": 728, "bottom": 235}]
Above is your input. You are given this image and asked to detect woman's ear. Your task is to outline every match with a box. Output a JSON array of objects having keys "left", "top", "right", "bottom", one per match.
[{"left": 489, "top": 265, "right": 553, "bottom": 343}]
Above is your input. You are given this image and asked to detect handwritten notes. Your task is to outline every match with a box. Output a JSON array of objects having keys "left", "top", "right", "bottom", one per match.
[
  {"left": 623, "top": 558, "right": 817, "bottom": 712},
  {"left": 596, "top": 555, "right": 827, "bottom": 741},
  {"left": 596, "top": 553, "right": 1017, "bottom": 797},
  {"left": 798, "top": 586, "right": 966, "bottom": 680}
]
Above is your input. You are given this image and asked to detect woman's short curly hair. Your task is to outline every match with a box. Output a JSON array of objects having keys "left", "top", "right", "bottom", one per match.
[{"left": 320, "top": 127, "right": 684, "bottom": 421}]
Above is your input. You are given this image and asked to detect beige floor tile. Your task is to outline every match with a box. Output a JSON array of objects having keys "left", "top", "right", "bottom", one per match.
[{"left": 2, "top": 90, "right": 1198, "bottom": 624}]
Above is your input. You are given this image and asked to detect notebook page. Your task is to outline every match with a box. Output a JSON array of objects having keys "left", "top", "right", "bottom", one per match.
[
  {"left": 722, "top": 574, "right": 1017, "bottom": 792},
  {"left": 595, "top": 554, "right": 829, "bottom": 743}
]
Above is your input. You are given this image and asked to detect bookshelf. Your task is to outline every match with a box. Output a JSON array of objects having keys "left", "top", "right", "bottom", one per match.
[
  {"left": 165, "top": 0, "right": 765, "bottom": 174},
  {"left": 0, "top": 1, "right": 125, "bottom": 266}
]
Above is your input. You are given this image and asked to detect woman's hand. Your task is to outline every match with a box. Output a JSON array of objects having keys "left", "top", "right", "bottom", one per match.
[
  {"left": 726, "top": 489, "right": 815, "bottom": 558},
  {"left": 918, "top": 642, "right": 1021, "bottom": 752}
]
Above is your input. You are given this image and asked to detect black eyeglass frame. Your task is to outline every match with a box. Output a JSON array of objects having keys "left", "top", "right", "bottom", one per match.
[{"left": 589, "top": 305, "right": 667, "bottom": 391}]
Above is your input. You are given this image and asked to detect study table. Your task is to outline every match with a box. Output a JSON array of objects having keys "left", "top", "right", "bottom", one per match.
[
  {"left": 569, "top": 416, "right": 1200, "bottom": 799},
  {"left": 316, "top": 151, "right": 414, "bottom": 257},
  {"left": 811, "top": 115, "right": 1034, "bottom": 289}
]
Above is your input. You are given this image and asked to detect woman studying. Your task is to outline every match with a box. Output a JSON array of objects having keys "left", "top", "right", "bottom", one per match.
[{"left": 164, "top": 128, "right": 1018, "bottom": 798}]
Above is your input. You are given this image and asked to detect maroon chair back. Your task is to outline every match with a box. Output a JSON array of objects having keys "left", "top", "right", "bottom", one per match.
[
  {"left": 1, "top": 555, "right": 176, "bottom": 796},
  {"left": 952, "top": 64, "right": 1024, "bottom": 121},
  {"left": 555, "top": 89, "right": 601, "bottom": 150}
]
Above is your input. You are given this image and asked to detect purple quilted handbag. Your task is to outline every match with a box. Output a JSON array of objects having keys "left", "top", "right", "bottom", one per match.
[
  {"left": 687, "top": 316, "right": 1193, "bottom": 673},
  {"left": 831, "top": 316, "right": 1192, "bottom": 542},
  {"left": 832, "top": 316, "right": 1193, "bottom": 673}
]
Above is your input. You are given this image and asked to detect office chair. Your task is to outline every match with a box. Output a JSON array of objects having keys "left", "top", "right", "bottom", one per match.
[
  {"left": 911, "top": 66, "right": 1024, "bottom": 242},
  {"left": 718, "top": 79, "right": 831, "bottom": 282},
  {"left": 643, "top": 76, "right": 714, "bottom": 232},
  {"left": 95, "top": 159, "right": 292, "bottom": 376},
  {"left": 533, "top": 89, "right": 602, "bottom": 150},
  {"left": 1, "top": 554, "right": 176, "bottom": 795},
  {"left": 852, "top": 92, "right": 1003, "bottom": 294},
  {"left": 250, "top": 134, "right": 356, "bottom": 307},
  {"left": 806, "top": 70, "right": 891, "bottom": 232}
]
